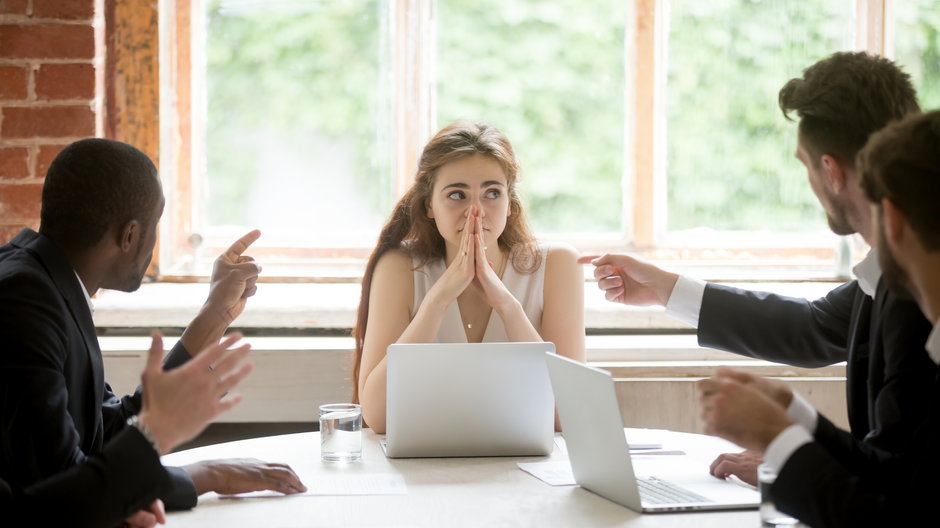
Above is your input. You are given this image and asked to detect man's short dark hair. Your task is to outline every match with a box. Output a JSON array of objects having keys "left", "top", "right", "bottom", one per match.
[
  {"left": 779, "top": 51, "right": 921, "bottom": 168},
  {"left": 39, "top": 138, "right": 162, "bottom": 251},
  {"left": 859, "top": 110, "right": 940, "bottom": 251}
]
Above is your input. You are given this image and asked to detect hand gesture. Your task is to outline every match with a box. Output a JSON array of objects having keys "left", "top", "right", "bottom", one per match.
[
  {"left": 698, "top": 374, "right": 794, "bottom": 452},
  {"left": 713, "top": 367, "right": 794, "bottom": 408},
  {"left": 578, "top": 253, "right": 678, "bottom": 306},
  {"left": 470, "top": 211, "right": 515, "bottom": 311},
  {"left": 428, "top": 206, "right": 484, "bottom": 305},
  {"left": 709, "top": 450, "right": 764, "bottom": 485},
  {"left": 138, "top": 331, "right": 253, "bottom": 455},
  {"left": 204, "top": 230, "right": 263, "bottom": 327},
  {"left": 122, "top": 499, "right": 165, "bottom": 528}
]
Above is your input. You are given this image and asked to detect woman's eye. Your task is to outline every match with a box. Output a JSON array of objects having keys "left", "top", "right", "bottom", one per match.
[
  {"left": 485, "top": 189, "right": 501, "bottom": 199},
  {"left": 447, "top": 191, "right": 465, "bottom": 200}
]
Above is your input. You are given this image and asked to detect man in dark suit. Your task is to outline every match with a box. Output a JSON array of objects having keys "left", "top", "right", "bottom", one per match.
[
  {"left": 700, "top": 110, "right": 940, "bottom": 527},
  {"left": 582, "top": 51, "right": 933, "bottom": 484},
  {"left": 1, "top": 332, "right": 253, "bottom": 527},
  {"left": 0, "top": 139, "right": 305, "bottom": 523}
]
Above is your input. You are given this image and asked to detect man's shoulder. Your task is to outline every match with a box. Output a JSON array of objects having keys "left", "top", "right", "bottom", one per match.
[{"left": 0, "top": 245, "right": 55, "bottom": 297}]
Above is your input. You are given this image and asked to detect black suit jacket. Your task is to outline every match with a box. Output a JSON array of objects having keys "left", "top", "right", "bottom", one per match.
[
  {"left": 0, "top": 427, "right": 171, "bottom": 527},
  {"left": 0, "top": 229, "right": 197, "bottom": 509},
  {"left": 771, "top": 364, "right": 940, "bottom": 528},
  {"left": 698, "top": 279, "right": 934, "bottom": 452}
]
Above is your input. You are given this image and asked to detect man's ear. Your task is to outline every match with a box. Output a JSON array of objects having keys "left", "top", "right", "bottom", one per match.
[
  {"left": 119, "top": 220, "right": 140, "bottom": 253},
  {"left": 881, "top": 198, "right": 906, "bottom": 247},
  {"left": 820, "top": 154, "right": 848, "bottom": 194}
]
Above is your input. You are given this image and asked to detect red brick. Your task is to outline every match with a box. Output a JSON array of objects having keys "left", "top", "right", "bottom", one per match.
[
  {"left": 0, "top": 0, "right": 29, "bottom": 15},
  {"left": 0, "top": 65, "right": 28, "bottom": 99},
  {"left": 0, "top": 147, "right": 29, "bottom": 180},
  {"left": 32, "top": 0, "right": 95, "bottom": 20},
  {"left": 0, "top": 183, "right": 43, "bottom": 221},
  {"left": 36, "top": 63, "right": 95, "bottom": 100},
  {"left": 36, "top": 144, "right": 66, "bottom": 177},
  {"left": 0, "top": 225, "right": 30, "bottom": 245},
  {"left": 0, "top": 25, "right": 95, "bottom": 59},
  {"left": 2, "top": 105, "right": 95, "bottom": 138}
]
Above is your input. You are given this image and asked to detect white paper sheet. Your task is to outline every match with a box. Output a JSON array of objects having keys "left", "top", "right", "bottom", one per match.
[
  {"left": 517, "top": 461, "right": 577, "bottom": 486},
  {"left": 220, "top": 473, "right": 408, "bottom": 498}
]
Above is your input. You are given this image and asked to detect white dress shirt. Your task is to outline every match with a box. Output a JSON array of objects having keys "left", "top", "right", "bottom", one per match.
[{"left": 73, "top": 270, "right": 94, "bottom": 314}]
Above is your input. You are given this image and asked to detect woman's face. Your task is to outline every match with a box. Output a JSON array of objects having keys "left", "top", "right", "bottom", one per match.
[{"left": 426, "top": 153, "right": 511, "bottom": 254}]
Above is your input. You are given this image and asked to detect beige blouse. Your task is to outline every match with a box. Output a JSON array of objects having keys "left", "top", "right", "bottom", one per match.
[{"left": 410, "top": 243, "right": 550, "bottom": 343}]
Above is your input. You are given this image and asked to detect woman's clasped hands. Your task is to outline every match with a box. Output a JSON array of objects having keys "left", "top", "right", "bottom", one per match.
[{"left": 432, "top": 205, "right": 515, "bottom": 312}]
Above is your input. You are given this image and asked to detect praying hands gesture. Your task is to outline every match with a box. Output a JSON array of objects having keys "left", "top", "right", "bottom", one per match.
[{"left": 429, "top": 205, "right": 515, "bottom": 312}]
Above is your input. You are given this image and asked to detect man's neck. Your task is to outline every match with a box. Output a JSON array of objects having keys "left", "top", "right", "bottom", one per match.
[{"left": 63, "top": 250, "right": 103, "bottom": 297}]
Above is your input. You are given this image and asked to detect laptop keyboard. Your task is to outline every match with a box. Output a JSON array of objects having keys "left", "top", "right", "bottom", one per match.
[{"left": 637, "top": 476, "right": 713, "bottom": 505}]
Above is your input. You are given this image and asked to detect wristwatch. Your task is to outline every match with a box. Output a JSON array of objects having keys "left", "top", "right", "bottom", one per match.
[{"left": 127, "top": 414, "right": 162, "bottom": 455}]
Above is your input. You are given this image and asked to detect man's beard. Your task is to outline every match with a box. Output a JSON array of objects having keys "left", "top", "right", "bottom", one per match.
[
  {"left": 878, "top": 223, "right": 914, "bottom": 300},
  {"left": 825, "top": 195, "right": 855, "bottom": 236}
]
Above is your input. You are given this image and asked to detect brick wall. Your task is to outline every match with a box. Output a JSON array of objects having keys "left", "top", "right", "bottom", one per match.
[{"left": 0, "top": 0, "right": 102, "bottom": 244}]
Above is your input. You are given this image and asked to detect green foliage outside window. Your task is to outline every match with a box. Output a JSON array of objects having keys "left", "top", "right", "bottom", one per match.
[
  {"left": 202, "top": 0, "right": 939, "bottom": 240},
  {"left": 437, "top": 0, "right": 626, "bottom": 233},
  {"left": 665, "top": 0, "right": 854, "bottom": 232}
]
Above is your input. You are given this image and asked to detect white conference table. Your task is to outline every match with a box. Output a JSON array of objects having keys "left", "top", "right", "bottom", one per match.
[{"left": 162, "top": 429, "right": 761, "bottom": 527}]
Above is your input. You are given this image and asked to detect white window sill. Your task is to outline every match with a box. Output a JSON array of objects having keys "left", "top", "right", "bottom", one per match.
[{"left": 92, "top": 280, "right": 840, "bottom": 331}]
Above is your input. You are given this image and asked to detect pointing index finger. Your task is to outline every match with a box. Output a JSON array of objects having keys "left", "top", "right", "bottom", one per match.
[{"left": 226, "top": 230, "right": 261, "bottom": 260}]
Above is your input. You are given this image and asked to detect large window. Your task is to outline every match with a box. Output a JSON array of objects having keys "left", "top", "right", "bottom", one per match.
[
  {"left": 156, "top": 0, "right": 938, "bottom": 278},
  {"left": 203, "top": 0, "right": 393, "bottom": 248}
]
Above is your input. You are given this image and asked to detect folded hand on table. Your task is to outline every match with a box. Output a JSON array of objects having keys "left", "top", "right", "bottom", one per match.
[{"left": 183, "top": 458, "right": 307, "bottom": 496}]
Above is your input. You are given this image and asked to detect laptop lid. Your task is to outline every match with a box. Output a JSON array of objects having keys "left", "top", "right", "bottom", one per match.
[
  {"left": 385, "top": 342, "right": 555, "bottom": 458},
  {"left": 545, "top": 353, "right": 760, "bottom": 513}
]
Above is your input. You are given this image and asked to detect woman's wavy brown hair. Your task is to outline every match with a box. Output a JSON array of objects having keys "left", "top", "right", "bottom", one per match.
[{"left": 352, "top": 121, "right": 539, "bottom": 402}]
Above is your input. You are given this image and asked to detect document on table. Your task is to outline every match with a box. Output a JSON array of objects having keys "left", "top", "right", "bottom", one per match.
[
  {"left": 517, "top": 461, "right": 577, "bottom": 486},
  {"left": 220, "top": 473, "right": 408, "bottom": 498}
]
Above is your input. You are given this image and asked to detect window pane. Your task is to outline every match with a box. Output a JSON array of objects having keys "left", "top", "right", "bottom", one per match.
[
  {"left": 436, "top": 0, "right": 626, "bottom": 234},
  {"left": 665, "top": 0, "right": 855, "bottom": 235},
  {"left": 893, "top": 0, "right": 940, "bottom": 111},
  {"left": 204, "top": 0, "right": 392, "bottom": 246}
]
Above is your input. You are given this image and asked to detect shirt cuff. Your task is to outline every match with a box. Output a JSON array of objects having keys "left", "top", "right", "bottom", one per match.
[
  {"left": 664, "top": 275, "right": 707, "bottom": 328},
  {"left": 786, "top": 391, "right": 819, "bottom": 433},
  {"left": 764, "top": 424, "right": 813, "bottom": 472}
]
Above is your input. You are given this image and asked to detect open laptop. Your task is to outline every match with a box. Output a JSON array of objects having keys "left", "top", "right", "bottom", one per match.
[
  {"left": 545, "top": 353, "right": 760, "bottom": 513},
  {"left": 383, "top": 342, "right": 555, "bottom": 458}
]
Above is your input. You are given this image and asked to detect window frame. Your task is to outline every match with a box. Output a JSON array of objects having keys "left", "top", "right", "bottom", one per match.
[{"left": 109, "top": 0, "right": 894, "bottom": 281}]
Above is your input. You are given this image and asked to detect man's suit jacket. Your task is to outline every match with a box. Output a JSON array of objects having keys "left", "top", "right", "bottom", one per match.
[
  {"left": 698, "top": 280, "right": 934, "bottom": 452},
  {"left": 0, "top": 427, "right": 171, "bottom": 527},
  {"left": 771, "top": 364, "right": 940, "bottom": 528},
  {"left": 0, "top": 229, "right": 197, "bottom": 509}
]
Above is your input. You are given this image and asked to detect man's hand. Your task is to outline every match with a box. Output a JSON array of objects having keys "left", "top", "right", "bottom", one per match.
[
  {"left": 709, "top": 450, "right": 764, "bottom": 486},
  {"left": 713, "top": 367, "right": 794, "bottom": 408},
  {"left": 183, "top": 458, "right": 307, "bottom": 496},
  {"left": 139, "top": 331, "right": 253, "bottom": 454},
  {"left": 577, "top": 253, "right": 678, "bottom": 307},
  {"left": 698, "top": 375, "right": 794, "bottom": 453},
  {"left": 182, "top": 230, "right": 262, "bottom": 354},
  {"left": 121, "top": 499, "right": 165, "bottom": 528}
]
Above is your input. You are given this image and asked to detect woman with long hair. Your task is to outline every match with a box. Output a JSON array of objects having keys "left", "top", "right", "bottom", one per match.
[{"left": 354, "top": 121, "right": 586, "bottom": 433}]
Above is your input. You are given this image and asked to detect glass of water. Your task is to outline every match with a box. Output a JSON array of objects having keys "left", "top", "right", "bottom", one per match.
[
  {"left": 758, "top": 463, "right": 801, "bottom": 526},
  {"left": 319, "top": 403, "right": 362, "bottom": 462}
]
